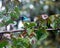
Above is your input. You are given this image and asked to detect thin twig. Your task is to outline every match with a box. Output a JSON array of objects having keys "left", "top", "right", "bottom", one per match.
[{"left": 0, "top": 28, "right": 60, "bottom": 34}]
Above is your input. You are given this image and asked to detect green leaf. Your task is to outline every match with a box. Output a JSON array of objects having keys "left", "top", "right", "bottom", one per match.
[
  {"left": 24, "top": 22, "right": 36, "bottom": 28},
  {"left": 0, "top": 40, "right": 8, "bottom": 48},
  {"left": 14, "top": 6, "right": 20, "bottom": 15},
  {"left": 5, "top": 19, "right": 14, "bottom": 25},
  {"left": 50, "top": 22, "right": 56, "bottom": 29},
  {"left": 29, "top": 22, "right": 36, "bottom": 28},
  {"left": 0, "top": 23, "right": 5, "bottom": 27},
  {"left": 27, "top": 28, "right": 33, "bottom": 35},
  {"left": 10, "top": 12, "right": 19, "bottom": 20},
  {"left": 35, "top": 28, "right": 48, "bottom": 40},
  {"left": 12, "top": 37, "right": 30, "bottom": 48},
  {"left": 49, "top": 15, "right": 55, "bottom": 22}
]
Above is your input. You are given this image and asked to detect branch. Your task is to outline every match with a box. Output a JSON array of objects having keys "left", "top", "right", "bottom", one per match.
[
  {"left": 0, "top": 28, "right": 60, "bottom": 34},
  {"left": 46, "top": 28, "right": 59, "bottom": 30},
  {"left": 0, "top": 29, "right": 25, "bottom": 34}
]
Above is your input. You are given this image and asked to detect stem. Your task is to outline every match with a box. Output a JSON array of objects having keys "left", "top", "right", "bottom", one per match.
[{"left": 0, "top": 28, "right": 60, "bottom": 34}]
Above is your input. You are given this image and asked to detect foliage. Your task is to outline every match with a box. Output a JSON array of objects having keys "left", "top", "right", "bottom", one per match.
[
  {"left": 0, "top": 39, "right": 8, "bottom": 48},
  {"left": 0, "top": 6, "right": 60, "bottom": 48},
  {"left": 10, "top": 6, "right": 20, "bottom": 21},
  {"left": 35, "top": 28, "right": 48, "bottom": 40},
  {"left": 12, "top": 37, "right": 30, "bottom": 48},
  {"left": 0, "top": 0, "right": 60, "bottom": 48}
]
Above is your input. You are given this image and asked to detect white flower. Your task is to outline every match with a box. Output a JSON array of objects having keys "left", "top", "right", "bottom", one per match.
[
  {"left": 41, "top": 14, "right": 48, "bottom": 19},
  {"left": 3, "top": 34, "right": 11, "bottom": 39}
]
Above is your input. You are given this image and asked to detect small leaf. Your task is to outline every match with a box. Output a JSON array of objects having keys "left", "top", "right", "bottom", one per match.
[
  {"left": 5, "top": 19, "right": 14, "bottom": 25},
  {"left": 35, "top": 28, "right": 48, "bottom": 40},
  {"left": 50, "top": 22, "right": 56, "bottom": 29},
  {"left": 10, "top": 12, "right": 19, "bottom": 20},
  {"left": 24, "top": 22, "right": 36, "bottom": 28},
  {"left": 12, "top": 37, "right": 30, "bottom": 48},
  {"left": 0, "top": 23, "right": 5, "bottom": 27},
  {"left": 49, "top": 15, "right": 55, "bottom": 22},
  {"left": 14, "top": 6, "right": 20, "bottom": 15},
  {"left": 0, "top": 40, "right": 8, "bottom": 48},
  {"left": 27, "top": 28, "right": 33, "bottom": 35}
]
